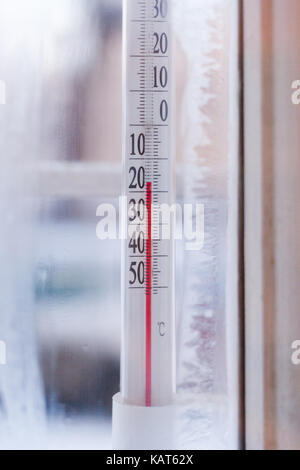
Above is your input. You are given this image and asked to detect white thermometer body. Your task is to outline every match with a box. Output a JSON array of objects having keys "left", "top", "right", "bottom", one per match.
[{"left": 122, "top": 0, "right": 174, "bottom": 407}]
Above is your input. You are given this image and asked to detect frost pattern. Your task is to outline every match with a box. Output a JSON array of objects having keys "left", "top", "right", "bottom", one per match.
[
  {"left": 0, "top": 0, "right": 99, "bottom": 448},
  {"left": 174, "top": 0, "right": 237, "bottom": 449}
]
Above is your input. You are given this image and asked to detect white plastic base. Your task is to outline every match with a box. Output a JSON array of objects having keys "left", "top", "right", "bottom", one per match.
[{"left": 112, "top": 393, "right": 176, "bottom": 450}]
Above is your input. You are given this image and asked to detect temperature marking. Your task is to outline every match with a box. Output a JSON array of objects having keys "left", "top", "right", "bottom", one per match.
[{"left": 122, "top": 0, "right": 174, "bottom": 409}]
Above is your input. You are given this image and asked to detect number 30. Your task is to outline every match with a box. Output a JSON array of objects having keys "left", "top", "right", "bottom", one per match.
[{"left": 154, "top": 0, "right": 168, "bottom": 19}]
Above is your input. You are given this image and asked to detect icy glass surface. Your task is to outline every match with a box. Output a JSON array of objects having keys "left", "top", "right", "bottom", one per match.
[
  {"left": 0, "top": 0, "right": 122, "bottom": 449},
  {"left": 174, "top": 0, "right": 241, "bottom": 449}
]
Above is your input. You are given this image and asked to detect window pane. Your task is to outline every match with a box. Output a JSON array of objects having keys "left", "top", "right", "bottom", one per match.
[{"left": 0, "top": 0, "right": 242, "bottom": 449}]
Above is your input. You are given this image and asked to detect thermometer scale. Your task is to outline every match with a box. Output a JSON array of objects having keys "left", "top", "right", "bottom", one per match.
[{"left": 113, "top": 0, "right": 175, "bottom": 450}]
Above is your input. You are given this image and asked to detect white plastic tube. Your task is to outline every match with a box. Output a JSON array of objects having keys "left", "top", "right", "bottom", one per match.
[{"left": 113, "top": 0, "right": 175, "bottom": 450}]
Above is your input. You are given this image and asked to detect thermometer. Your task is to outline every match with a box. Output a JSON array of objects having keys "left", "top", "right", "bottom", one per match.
[{"left": 113, "top": 0, "right": 175, "bottom": 450}]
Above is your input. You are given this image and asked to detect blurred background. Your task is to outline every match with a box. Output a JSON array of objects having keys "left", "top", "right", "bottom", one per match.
[
  {"left": 0, "top": 0, "right": 241, "bottom": 449},
  {"left": 0, "top": 0, "right": 124, "bottom": 449}
]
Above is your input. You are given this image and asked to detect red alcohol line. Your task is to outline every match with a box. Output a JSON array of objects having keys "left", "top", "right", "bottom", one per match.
[{"left": 146, "top": 182, "right": 152, "bottom": 407}]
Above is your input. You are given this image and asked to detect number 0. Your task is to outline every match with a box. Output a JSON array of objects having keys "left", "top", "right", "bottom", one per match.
[{"left": 160, "top": 100, "right": 168, "bottom": 122}]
